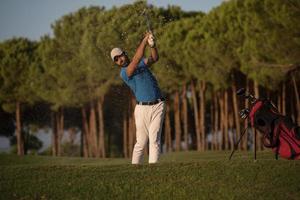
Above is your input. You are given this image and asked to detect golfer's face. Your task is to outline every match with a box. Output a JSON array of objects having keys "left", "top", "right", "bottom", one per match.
[{"left": 114, "top": 54, "right": 127, "bottom": 66}]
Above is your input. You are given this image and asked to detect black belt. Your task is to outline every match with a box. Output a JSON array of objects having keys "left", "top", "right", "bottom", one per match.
[{"left": 137, "top": 98, "right": 165, "bottom": 105}]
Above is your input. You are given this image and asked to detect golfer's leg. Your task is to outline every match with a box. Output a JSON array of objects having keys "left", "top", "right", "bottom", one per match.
[
  {"left": 148, "top": 102, "right": 166, "bottom": 163},
  {"left": 132, "top": 105, "right": 149, "bottom": 164}
]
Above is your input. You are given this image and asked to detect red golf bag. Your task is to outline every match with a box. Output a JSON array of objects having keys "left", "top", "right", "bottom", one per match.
[{"left": 249, "top": 99, "right": 300, "bottom": 160}]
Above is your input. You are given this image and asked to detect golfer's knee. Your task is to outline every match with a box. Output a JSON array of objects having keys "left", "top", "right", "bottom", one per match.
[
  {"left": 134, "top": 141, "right": 147, "bottom": 151},
  {"left": 149, "top": 141, "right": 160, "bottom": 152}
]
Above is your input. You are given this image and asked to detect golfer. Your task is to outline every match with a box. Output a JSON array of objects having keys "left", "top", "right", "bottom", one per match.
[{"left": 111, "top": 32, "right": 166, "bottom": 164}]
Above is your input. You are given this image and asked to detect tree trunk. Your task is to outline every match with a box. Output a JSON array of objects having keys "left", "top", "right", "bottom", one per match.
[
  {"left": 128, "top": 96, "right": 136, "bottom": 158},
  {"left": 174, "top": 90, "right": 181, "bottom": 151},
  {"left": 51, "top": 111, "right": 58, "bottom": 156},
  {"left": 182, "top": 84, "right": 189, "bottom": 150},
  {"left": 191, "top": 81, "right": 201, "bottom": 151},
  {"left": 291, "top": 95, "right": 296, "bottom": 123},
  {"left": 224, "top": 90, "right": 229, "bottom": 150},
  {"left": 243, "top": 79, "right": 249, "bottom": 151},
  {"left": 218, "top": 91, "right": 224, "bottom": 150},
  {"left": 123, "top": 110, "right": 128, "bottom": 158},
  {"left": 232, "top": 82, "right": 241, "bottom": 150},
  {"left": 164, "top": 100, "right": 172, "bottom": 152},
  {"left": 132, "top": 96, "right": 137, "bottom": 156},
  {"left": 254, "top": 80, "right": 259, "bottom": 99},
  {"left": 56, "top": 107, "right": 64, "bottom": 156},
  {"left": 81, "top": 107, "right": 90, "bottom": 158},
  {"left": 89, "top": 102, "right": 99, "bottom": 157},
  {"left": 81, "top": 107, "right": 93, "bottom": 157},
  {"left": 55, "top": 112, "right": 60, "bottom": 156},
  {"left": 282, "top": 82, "right": 286, "bottom": 115},
  {"left": 128, "top": 110, "right": 133, "bottom": 158},
  {"left": 267, "top": 90, "right": 271, "bottom": 100},
  {"left": 277, "top": 88, "right": 282, "bottom": 113},
  {"left": 254, "top": 80, "right": 262, "bottom": 151},
  {"left": 210, "top": 93, "right": 214, "bottom": 150},
  {"left": 292, "top": 75, "right": 300, "bottom": 124},
  {"left": 213, "top": 91, "right": 219, "bottom": 150},
  {"left": 97, "top": 96, "right": 106, "bottom": 158},
  {"left": 199, "top": 81, "right": 206, "bottom": 151},
  {"left": 229, "top": 111, "right": 234, "bottom": 150},
  {"left": 15, "top": 101, "right": 24, "bottom": 156}
]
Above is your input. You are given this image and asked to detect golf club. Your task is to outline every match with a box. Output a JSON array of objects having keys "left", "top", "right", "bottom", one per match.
[{"left": 141, "top": 8, "right": 152, "bottom": 33}]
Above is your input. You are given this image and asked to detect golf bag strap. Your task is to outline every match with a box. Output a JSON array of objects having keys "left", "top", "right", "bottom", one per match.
[{"left": 274, "top": 121, "right": 281, "bottom": 160}]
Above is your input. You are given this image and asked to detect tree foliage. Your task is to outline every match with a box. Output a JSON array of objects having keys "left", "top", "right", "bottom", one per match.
[
  {"left": 0, "top": 0, "right": 299, "bottom": 155},
  {"left": 0, "top": 38, "right": 39, "bottom": 112}
]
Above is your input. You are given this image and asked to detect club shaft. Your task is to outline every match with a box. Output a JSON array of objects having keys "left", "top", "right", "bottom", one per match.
[{"left": 145, "top": 15, "right": 151, "bottom": 32}]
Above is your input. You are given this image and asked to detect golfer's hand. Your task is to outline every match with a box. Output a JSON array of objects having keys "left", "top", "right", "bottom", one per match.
[
  {"left": 142, "top": 32, "right": 150, "bottom": 44},
  {"left": 147, "top": 33, "right": 155, "bottom": 48}
]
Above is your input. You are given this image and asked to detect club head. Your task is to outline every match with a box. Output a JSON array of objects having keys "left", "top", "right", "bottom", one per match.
[{"left": 236, "top": 88, "right": 246, "bottom": 96}]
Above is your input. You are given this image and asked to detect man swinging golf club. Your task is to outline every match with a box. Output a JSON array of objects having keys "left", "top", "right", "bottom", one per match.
[{"left": 111, "top": 32, "right": 166, "bottom": 164}]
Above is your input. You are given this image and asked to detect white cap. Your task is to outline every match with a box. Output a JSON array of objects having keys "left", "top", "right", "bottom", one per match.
[{"left": 110, "top": 47, "right": 123, "bottom": 61}]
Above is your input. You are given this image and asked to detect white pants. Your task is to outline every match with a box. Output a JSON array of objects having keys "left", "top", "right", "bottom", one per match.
[{"left": 132, "top": 101, "right": 166, "bottom": 164}]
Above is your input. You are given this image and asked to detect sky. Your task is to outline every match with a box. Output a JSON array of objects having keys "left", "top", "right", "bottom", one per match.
[{"left": 0, "top": 0, "right": 224, "bottom": 41}]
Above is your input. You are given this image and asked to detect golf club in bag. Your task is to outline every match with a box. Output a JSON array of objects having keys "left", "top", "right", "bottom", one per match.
[{"left": 229, "top": 88, "right": 300, "bottom": 160}]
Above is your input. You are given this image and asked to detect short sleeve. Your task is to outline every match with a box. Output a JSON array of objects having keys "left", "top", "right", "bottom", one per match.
[
  {"left": 140, "top": 58, "right": 148, "bottom": 68},
  {"left": 120, "top": 68, "right": 129, "bottom": 81}
]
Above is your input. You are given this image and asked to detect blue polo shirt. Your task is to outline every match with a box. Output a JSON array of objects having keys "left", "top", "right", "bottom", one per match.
[{"left": 120, "top": 59, "right": 163, "bottom": 102}]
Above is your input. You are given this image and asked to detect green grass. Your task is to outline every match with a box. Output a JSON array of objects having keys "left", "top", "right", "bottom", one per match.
[{"left": 0, "top": 151, "right": 299, "bottom": 200}]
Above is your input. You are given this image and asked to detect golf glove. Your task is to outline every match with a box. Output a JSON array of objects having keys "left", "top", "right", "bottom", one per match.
[{"left": 148, "top": 34, "right": 155, "bottom": 48}]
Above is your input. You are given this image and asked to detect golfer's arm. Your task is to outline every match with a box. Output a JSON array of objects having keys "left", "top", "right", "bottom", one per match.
[
  {"left": 126, "top": 40, "right": 148, "bottom": 77},
  {"left": 145, "top": 47, "right": 159, "bottom": 67}
]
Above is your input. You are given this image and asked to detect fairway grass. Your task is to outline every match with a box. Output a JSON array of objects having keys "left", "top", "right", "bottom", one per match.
[{"left": 0, "top": 151, "right": 299, "bottom": 200}]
